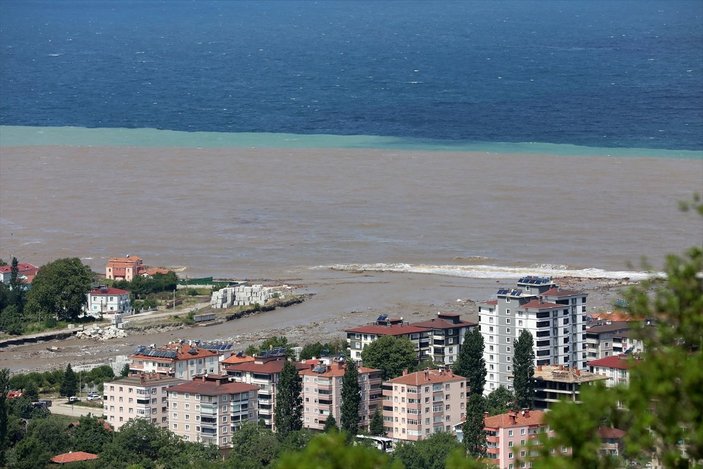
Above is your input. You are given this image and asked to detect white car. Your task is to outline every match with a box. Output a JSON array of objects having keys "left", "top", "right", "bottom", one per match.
[{"left": 86, "top": 392, "right": 101, "bottom": 401}]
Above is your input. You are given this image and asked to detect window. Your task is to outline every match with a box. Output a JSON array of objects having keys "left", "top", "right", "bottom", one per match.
[
  {"left": 506, "top": 318, "right": 511, "bottom": 324},
  {"left": 506, "top": 337, "right": 511, "bottom": 343}
]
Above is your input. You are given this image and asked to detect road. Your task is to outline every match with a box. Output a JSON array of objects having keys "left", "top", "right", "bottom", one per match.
[{"left": 50, "top": 399, "right": 105, "bottom": 418}]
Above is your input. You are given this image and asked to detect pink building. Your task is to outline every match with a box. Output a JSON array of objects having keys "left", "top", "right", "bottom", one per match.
[
  {"left": 382, "top": 368, "right": 467, "bottom": 441},
  {"left": 484, "top": 410, "right": 548, "bottom": 469},
  {"left": 299, "top": 358, "right": 383, "bottom": 431},
  {"left": 167, "top": 374, "right": 259, "bottom": 448},
  {"left": 105, "top": 255, "right": 144, "bottom": 281},
  {"left": 103, "top": 373, "right": 185, "bottom": 430}
]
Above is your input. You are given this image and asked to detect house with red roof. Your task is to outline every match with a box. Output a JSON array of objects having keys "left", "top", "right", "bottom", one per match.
[
  {"left": 588, "top": 354, "right": 632, "bottom": 387},
  {"left": 129, "top": 343, "right": 221, "bottom": 380},
  {"left": 105, "top": 255, "right": 144, "bottom": 281},
  {"left": 0, "top": 262, "right": 39, "bottom": 285},
  {"left": 50, "top": 451, "right": 99, "bottom": 464},
  {"left": 482, "top": 409, "right": 551, "bottom": 468},
  {"left": 84, "top": 286, "right": 133, "bottom": 318}
]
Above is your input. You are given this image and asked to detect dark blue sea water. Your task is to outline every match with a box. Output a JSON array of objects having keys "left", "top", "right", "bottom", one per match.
[{"left": 1, "top": 0, "right": 702, "bottom": 150}]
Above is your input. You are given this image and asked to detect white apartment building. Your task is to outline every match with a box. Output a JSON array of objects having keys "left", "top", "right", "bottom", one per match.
[
  {"left": 85, "top": 286, "right": 133, "bottom": 319},
  {"left": 129, "top": 343, "right": 220, "bottom": 380},
  {"left": 299, "top": 358, "right": 383, "bottom": 432},
  {"left": 478, "top": 276, "right": 587, "bottom": 394},
  {"left": 167, "top": 374, "right": 259, "bottom": 448},
  {"left": 103, "top": 374, "right": 185, "bottom": 430},
  {"left": 382, "top": 368, "right": 467, "bottom": 441}
]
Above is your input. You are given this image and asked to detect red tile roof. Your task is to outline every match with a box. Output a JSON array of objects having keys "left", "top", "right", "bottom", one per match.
[
  {"left": 345, "top": 323, "right": 430, "bottom": 336},
  {"left": 168, "top": 377, "right": 258, "bottom": 396},
  {"left": 226, "top": 358, "right": 306, "bottom": 374},
  {"left": 50, "top": 452, "right": 99, "bottom": 464},
  {"left": 484, "top": 410, "right": 545, "bottom": 429},
  {"left": 89, "top": 287, "right": 130, "bottom": 296},
  {"left": 299, "top": 361, "right": 380, "bottom": 378},
  {"left": 480, "top": 300, "right": 498, "bottom": 306},
  {"left": 520, "top": 299, "right": 561, "bottom": 309},
  {"left": 542, "top": 287, "right": 583, "bottom": 297},
  {"left": 386, "top": 369, "right": 465, "bottom": 386},
  {"left": 222, "top": 354, "right": 256, "bottom": 365},
  {"left": 588, "top": 355, "right": 631, "bottom": 370},
  {"left": 598, "top": 427, "right": 626, "bottom": 439},
  {"left": 0, "top": 263, "right": 38, "bottom": 274}
]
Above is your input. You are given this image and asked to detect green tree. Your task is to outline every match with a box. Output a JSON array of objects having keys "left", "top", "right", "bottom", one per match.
[
  {"left": 275, "top": 360, "right": 303, "bottom": 438},
  {"left": 369, "top": 408, "right": 385, "bottom": 436},
  {"left": 0, "top": 304, "right": 24, "bottom": 335},
  {"left": 485, "top": 385, "right": 514, "bottom": 416},
  {"left": 0, "top": 369, "right": 9, "bottom": 465},
  {"left": 452, "top": 328, "right": 486, "bottom": 396},
  {"left": 532, "top": 198, "right": 703, "bottom": 468},
  {"left": 22, "top": 381, "right": 38, "bottom": 401},
  {"left": 226, "top": 421, "right": 280, "bottom": 468},
  {"left": 25, "top": 258, "right": 93, "bottom": 321},
  {"left": 513, "top": 329, "right": 535, "bottom": 409},
  {"left": 69, "top": 414, "right": 113, "bottom": 454},
  {"left": 360, "top": 336, "right": 416, "bottom": 380},
  {"left": 275, "top": 432, "right": 399, "bottom": 469},
  {"left": 8, "top": 257, "right": 25, "bottom": 313},
  {"left": 463, "top": 393, "right": 487, "bottom": 458},
  {"left": 341, "top": 361, "right": 361, "bottom": 434},
  {"left": 247, "top": 336, "right": 295, "bottom": 358},
  {"left": 121, "top": 363, "right": 131, "bottom": 377},
  {"left": 60, "top": 364, "right": 78, "bottom": 397},
  {"left": 393, "top": 432, "right": 464, "bottom": 469},
  {"left": 323, "top": 415, "right": 338, "bottom": 433}
]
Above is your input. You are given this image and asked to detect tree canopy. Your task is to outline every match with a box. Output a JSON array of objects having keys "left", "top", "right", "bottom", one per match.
[
  {"left": 60, "top": 364, "right": 78, "bottom": 397},
  {"left": 25, "top": 257, "right": 93, "bottom": 321},
  {"left": 485, "top": 386, "right": 515, "bottom": 416},
  {"left": 393, "top": 432, "right": 465, "bottom": 469},
  {"left": 360, "top": 336, "right": 417, "bottom": 380},
  {"left": 512, "top": 329, "right": 535, "bottom": 409},
  {"left": 452, "top": 328, "right": 486, "bottom": 396},
  {"left": 275, "top": 360, "right": 303, "bottom": 438},
  {"left": 463, "top": 394, "right": 487, "bottom": 459}
]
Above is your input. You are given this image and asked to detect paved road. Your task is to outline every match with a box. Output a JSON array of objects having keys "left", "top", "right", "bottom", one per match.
[
  {"left": 124, "top": 301, "right": 210, "bottom": 324},
  {"left": 50, "top": 399, "right": 105, "bottom": 418}
]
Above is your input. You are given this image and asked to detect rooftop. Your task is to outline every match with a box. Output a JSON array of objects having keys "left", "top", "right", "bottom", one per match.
[
  {"left": 541, "top": 287, "right": 584, "bottom": 297},
  {"left": 586, "top": 322, "right": 633, "bottom": 335},
  {"left": 168, "top": 375, "right": 259, "bottom": 396},
  {"left": 89, "top": 286, "right": 130, "bottom": 296},
  {"left": 535, "top": 365, "right": 608, "bottom": 384},
  {"left": 598, "top": 427, "right": 626, "bottom": 439},
  {"left": 520, "top": 299, "right": 561, "bottom": 310},
  {"left": 484, "top": 410, "right": 546, "bottom": 429},
  {"left": 299, "top": 360, "right": 379, "bottom": 378},
  {"left": 386, "top": 368, "right": 465, "bottom": 386},
  {"left": 412, "top": 317, "right": 477, "bottom": 330},
  {"left": 226, "top": 357, "right": 306, "bottom": 375},
  {"left": 107, "top": 374, "right": 186, "bottom": 387},
  {"left": 345, "top": 323, "right": 430, "bottom": 336},
  {"left": 50, "top": 452, "right": 99, "bottom": 464},
  {"left": 0, "top": 262, "right": 38, "bottom": 274},
  {"left": 588, "top": 355, "right": 631, "bottom": 370}
]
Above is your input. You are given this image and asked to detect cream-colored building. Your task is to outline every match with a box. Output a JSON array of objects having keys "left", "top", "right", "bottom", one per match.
[
  {"left": 167, "top": 374, "right": 258, "bottom": 448},
  {"left": 129, "top": 343, "right": 220, "bottom": 380},
  {"left": 382, "top": 369, "right": 466, "bottom": 441},
  {"left": 300, "top": 358, "right": 383, "bottom": 432},
  {"left": 103, "top": 374, "right": 185, "bottom": 430}
]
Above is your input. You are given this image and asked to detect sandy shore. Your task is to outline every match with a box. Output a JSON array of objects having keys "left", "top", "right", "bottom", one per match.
[{"left": 0, "top": 270, "right": 630, "bottom": 374}]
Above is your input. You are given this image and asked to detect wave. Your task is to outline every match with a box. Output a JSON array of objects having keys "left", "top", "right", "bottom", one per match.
[
  {"left": 319, "top": 263, "right": 657, "bottom": 280},
  {"left": 1, "top": 125, "right": 701, "bottom": 159}
]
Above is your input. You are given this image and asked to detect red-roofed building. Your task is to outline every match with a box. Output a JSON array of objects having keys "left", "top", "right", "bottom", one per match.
[
  {"left": 129, "top": 343, "right": 220, "bottom": 380},
  {"left": 106, "top": 255, "right": 144, "bottom": 281},
  {"left": 50, "top": 451, "right": 99, "bottom": 464},
  {"left": 224, "top": 354, "right": 307, "bottom": 431},
  {"left": 299, "top": 358, "right": 382, "bottom": 432},
  {"left": 345, "top": 313, "right": 476, "bottom": 364},
  {"left": 85, "top": 286, "right": 133, "bottom": 318},
  {"left": 483, "top": 409, "right": 550, "bottom": 468},
  {"left": 383, "top": 369, "right": 467, "bottom": 441},
  {"left": 598, "top": 427, "right": 626, "bottom": 457},
  {"left": 167, "top": 374, "right": 259, "bottom": 447},
  {"left": 588, "top": 355, "right": 632, "bottom": 387},
  {"left": 0, "top": 262, "right": 39, "bottom": 285}
]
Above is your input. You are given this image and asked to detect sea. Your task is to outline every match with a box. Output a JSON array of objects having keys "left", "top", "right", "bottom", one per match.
[{"left": 1, "top": 0, "right": 702, "bottom": 282}]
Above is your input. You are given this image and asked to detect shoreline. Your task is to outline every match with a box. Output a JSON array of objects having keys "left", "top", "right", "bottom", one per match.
[{"left": 0, "top": 271, "right": 630, "bottom": 374}]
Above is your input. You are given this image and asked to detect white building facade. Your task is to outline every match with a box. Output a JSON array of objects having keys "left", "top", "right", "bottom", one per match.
[
  {"left": 85, "top": 287, "right": 133, "bottom": 318},
  {"left": 479, "top": 276, "right": 587, "bottom": 394}
]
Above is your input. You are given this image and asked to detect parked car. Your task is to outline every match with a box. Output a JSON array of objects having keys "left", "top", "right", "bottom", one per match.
[
  {"left": 68, "top": 396, "right": 80, "bottom": 403},
  {"left": 87, "top": 392, "right": 101, "bottom": 401}
]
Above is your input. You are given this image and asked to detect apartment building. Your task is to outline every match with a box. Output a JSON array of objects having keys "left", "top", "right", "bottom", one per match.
[
  {"left": 103, "top": 373, "right": 185, "bottom": 430},
  {"left": 224, "top": 352, "right": 306, "bottom": 431},
  {"left": 128, "top": 343, "right": 220, "bottom": 379},
  {"left": 588, "top": 355, "right": 632, "bottom": 387},
  {"left": 479, "top": 276, "right": 587, "bottom": 394},
  {"left": 299, "top": 358, "right": 383, "bottom": 431},
  {"left": 382, "top": 368, "right": 466, "bottom": 441},
  {"left": 167, "top": 374, "right": 258, "bottom": 448},
  {"left": 484, "top": 409, "right": 548, "bottom": 469},
  {"left": 346, "top": 313, "right": 476, "bottom": 364},
  {"left": 585, "top": 322, "right": 634, "bottom": 360},
  {"left": 533, "top": 365, "right": 607, "bottom": 409}
]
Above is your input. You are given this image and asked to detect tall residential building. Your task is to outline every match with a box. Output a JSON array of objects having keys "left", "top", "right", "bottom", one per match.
[
  {"left": 382, "top": 369, "right": 466, "bottom": 441},
  {"left": 224, "top": 352, "right": 307, "bottom": 431},
  {"left": 103, "top": 373, "right": 185, "bottom": 430},
  {"left": 299, "top": 358, "right": 382, "bottom": 431},
  {"left": 128, "top": 343, "right": 221, "bottom": 379},
  {"left": 345, "top": 313, "right": 476, "bottom": 364},
  {"left": 478, "top": 276, "right": 587, "bottom": 394},
  {"left": 484, "top": 409, "right": 549, "bottom": 469},
  {"left": 167, "top": 374, "right": 259, "bottom": 447}
]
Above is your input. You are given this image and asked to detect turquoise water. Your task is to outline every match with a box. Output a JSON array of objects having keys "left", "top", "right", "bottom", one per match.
[{"left": 2, "top": 126, "right": 701, "bottom": 160}]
